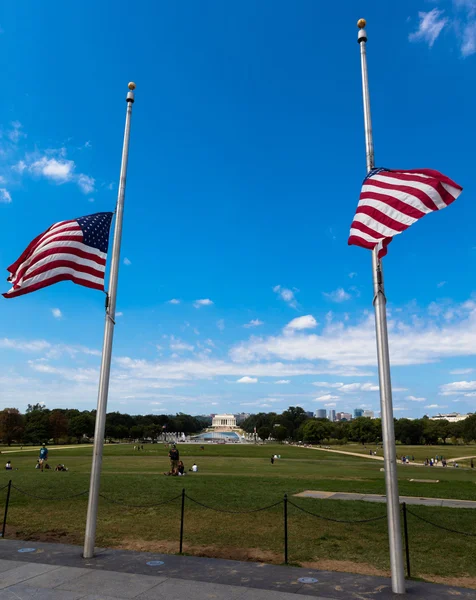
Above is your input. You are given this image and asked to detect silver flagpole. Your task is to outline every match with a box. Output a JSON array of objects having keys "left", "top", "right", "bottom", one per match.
[
  {"left": 83, "top": 82, "right": 136, "bottom": 559},
  {"left": 357, "top": 20, "right": 405, "bottom": 594}
]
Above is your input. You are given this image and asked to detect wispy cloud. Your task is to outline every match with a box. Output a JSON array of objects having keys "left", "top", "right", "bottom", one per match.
[
  {"left": 168, "top": 299, "right": 181, "bottom": 305},
  {"left": 406, "top": 395, "right": 426, "bottom": 402},
  {"left": 236, "top": 376, "right": 258, "bottom": 384},
  {"left": 440, "top": 380, "right": 476, "bottom": 396},
  {"left": 77, "top": 174, "right": 95, "bottom": 194},
  {"left": 244, "top": 319, "right": 264, "bottom": 328},
  {"left": 284, "top": 315, "right": 317, "bottom": 332},
  {"left": 51, "top": 308, "right": 62, "bottom": 319},
  {"left": 0, "top": 188, "right": 12, "bottom": 203},
  {"left": 275, "top": 380, "right": 290, "bottom": 384},
  {"left": 193, "top": 298, "right": 214, "bottom": 308},
  {"left": 315, "top": 394, "right": 340, "bottom": 402},
  {"left": 323, "top": 288, "right": 350, "bottom": 303},
  {"left": 437, "top": 281, "right": 447, "bottom": 288},
  {"left": 123, "top": 257, "right": 132, "bottom": 266},
  {"left": 217, "top": 319, "right": 225, "bottom": 331},
  {"left": 409, "top": 9, "right": 447, "bottom": 47},
  {"left": 273, "top": 285, "right": 298, "bottom": 309},
  {"left": 425, "top": 403, "right": 448, "bottom": 409},
  {"left": 8, "top": 121, "right": 26, "bottom": 144},
  {"left": 450, "top": 368, "right": 474, "bottom": 374}
]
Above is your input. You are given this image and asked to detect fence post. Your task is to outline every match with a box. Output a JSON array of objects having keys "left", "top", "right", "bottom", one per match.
[
  {"left": 402, "top": 502, "right": 411, "bottom": 579},
  {"left": 179, "top": 488, "right": 185, "bottom": 554},
  {"left": 1, "top": 480, "right": 12, "bottom": 539},
  {"left": 284, "top": 493, "right": 288, "bottom": 565}
]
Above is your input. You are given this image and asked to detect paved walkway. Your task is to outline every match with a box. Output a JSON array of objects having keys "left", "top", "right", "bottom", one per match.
[
  {"left": 0, "top": 539, "right": 474, "bottom": 600},
  {"left": 294, "top": 490, "right": 476, "bottom": 509},
  {"left": 307, "top": 446, "right": 476, "bottom": 467}
]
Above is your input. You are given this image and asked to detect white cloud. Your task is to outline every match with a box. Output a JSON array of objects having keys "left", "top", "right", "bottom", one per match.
[
  {"left": 116, "top": 312, "right": 123, "bottom": 317},
  {"left": 406, "top": 395, "right": 426, "bottom": 402},
  {"left": 273, "top": 285, "right": 298, "bottom": 309},
  {"left": 409, "top": 9, "right": 447, "bottom": 47},
  {"left": 123, "top": 257, "right": 132, "bottom": 266},
  {"left": 323, "top": 288, "right": 350, "bottom": 303},
  {"left": 77, "top": 174, "right": 95, "bottom": 194},
  {"left": 440, "top": 380, "right": 476, "bottom": 396},
  {"left": 217, "top": 319, "right": 225, "bottom": 331},
  {"left": 236, "top": 376, "right": 258, "bottom": 384},
  {"left": 30, "top": 157, "right": 74, "bottom": 182},
  {"left": 51, "top": 308, "right": 62, "bottom": 319},
  {"left": 168, "top": 299, "right": 181, "bottom": 305},
  {"left": 0, "top": 338, "right": 51, "bottom": 352},
  {"left": 462, "top": 21, "right": 476, "bottom": 57},
  {"left": 275, "top": 380, "right": 290, "bottom": 384},
  {"left": 315, "top": 394, "right": 340, "bottom": 402},
  {"left": 194, "top": 299, "right": 214, "bottom": 308},
  {"left": 88, "top": 198, "right": 95, "bottom": 203},
  {"left": 437, "top": 281, "right": 447, "bottom": 288},
  {"left": 324, "top": 402, "right": 336, "bottom": 407},
  {"left": 285, "top": 315, "right": 317, "bottom": 331},
  {"left": 8, "top": 121, "right": 26, "bottom": 144},
  {"left": 312, "top": 381, "right": 380, "bottom": 393},
  {"left": 0, "top": 188, "right": 12, "bottom": 203},
  {"left": 425, "top": 404, "right": 448, "bottom": 409},
  {"left": 107, "top": 182, "right": 114, "bottom": 190},
  {"left": 230, "top": 299, "right": 476, "bottom": 368},
  {"left": 349, "top": 273, "right": 357, "bottom": 279},
  {"left": 450, "top": 368, "right": 474, "bottom": 374},
  {"left": 244, "top": 319, "right": 264, "bottom": 328}
]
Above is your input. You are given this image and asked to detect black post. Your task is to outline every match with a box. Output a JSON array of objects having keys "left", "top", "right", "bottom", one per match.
[
  {"left": 402, "top": 502, "right": 411, "bottom": 579},
  {"left": 179, "top": 488, "right": 185, "bottom": 554},
  {"left": 1, "top": 480, "right": 12, "bottom": 539},
  {"left": 284, "top": 493, "right": 288, "bottom": 565}
]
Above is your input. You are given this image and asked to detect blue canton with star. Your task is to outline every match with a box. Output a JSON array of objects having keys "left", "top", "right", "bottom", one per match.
[{"left": 77, "top": 213, "right": 113, "bottom": 253}]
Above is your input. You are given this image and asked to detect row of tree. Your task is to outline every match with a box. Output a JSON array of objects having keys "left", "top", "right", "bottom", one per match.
[
  {"left": 241, "top": 407, "right": 476, "bottom": 444},
  {"left": 0, "top": 404, "right": 209, "bottom": 445}
]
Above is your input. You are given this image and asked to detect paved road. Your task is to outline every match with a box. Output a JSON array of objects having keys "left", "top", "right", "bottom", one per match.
[
  {"left": 0, "top": 539, "right": 473, "bottom": 600},
  {"left": 294, "top": 490, "right": 476, "bottom": 509}
]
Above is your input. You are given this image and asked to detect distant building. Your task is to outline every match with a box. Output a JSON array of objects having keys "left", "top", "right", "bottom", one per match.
[
  {"left": 328, "top": 409, "right": 336, "bottom": 422},
  {"left": 306, "top": 411, "right": 314, "bottom": 418},
  {"left": 363, "top": 410, "right": 374, "bottom": 419},
  {"left": 212, "top": 414, "right": 237, "bottom": 429},
  {"left": 234, "top": 413, "right": 250, "bottom": 424},
  {"left": 429, "top": 412, "right": 472, "bottom": 423},
  {"left": 336, "top": 412, "right": 352, "bottom": 422},
  {"left": 314, "top": 409, "right": 327, "bottom": 419},
  {"left": 354, "top": 408, "right": 364, "bottom": 418}
]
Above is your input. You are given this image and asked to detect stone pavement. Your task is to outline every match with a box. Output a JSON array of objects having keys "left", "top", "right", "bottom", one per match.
[
  {"left": 0, "top": 539, "right": 474, "bottom": 600},
  {"left": 294, "top": 490, "right": 476, "bottom": 509}
]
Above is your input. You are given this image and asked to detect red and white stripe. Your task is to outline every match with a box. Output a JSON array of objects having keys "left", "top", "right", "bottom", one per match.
[
  {"left": 348, "top": 169, "right": 463, "bottom": 257},
  {"left": 3, "top": 220, "right": 107, "bottom": 298}
]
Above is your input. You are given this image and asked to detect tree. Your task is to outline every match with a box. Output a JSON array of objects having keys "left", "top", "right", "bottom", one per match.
[
  {"left": 23, "top": 407, "right": 51, "bottom": 444},
  {"left": 463, "top": 414, "right": 476, "bottom": 443},
  {"left": 69, "top": 413, "right": 95, "bottom": 443},
  {"left": 273, "top": 425, "right": 288, "bottom": 442},
  {"left": 0, "top": 408, "right": 24, "bottom": 445},
  {"left": 301, "top": 419, "right": 332, "bottom": 444},
  {"left": 257, "top": 426, "right": 270, "bottom": 440},
  {"left": 49, "top": 410, "right": 68, "bottom": 444}
]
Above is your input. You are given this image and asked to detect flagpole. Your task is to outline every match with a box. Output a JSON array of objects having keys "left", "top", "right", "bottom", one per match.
[
  {"left": 357, "top": 20, "right": 405, "bottom": 594},
  {"left": 83, "top": 82, "right": 136, "bottom": 559}
]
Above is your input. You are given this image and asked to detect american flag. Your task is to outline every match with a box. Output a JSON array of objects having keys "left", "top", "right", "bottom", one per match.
[
  {"left": 3, "top": 212, "right": 113, "bottom": 298},
  {"left": 348, "top": 168, "right": 463, "bottom": 257}
]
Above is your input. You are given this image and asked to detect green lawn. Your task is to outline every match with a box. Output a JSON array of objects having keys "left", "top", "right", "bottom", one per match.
[
  {"left": 323, "top": 443, "right": 476, "bottom": 463},
  {"left": 1, "top": 443, "right": 476, "bottom": 587}
]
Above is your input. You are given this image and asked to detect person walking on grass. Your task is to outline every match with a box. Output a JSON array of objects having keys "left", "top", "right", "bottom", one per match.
[
  {"left": 168, "top": 444, "right": 179, "bottom": 475},
  {"left": 39, "top": 443, "right": 48, "bottom": 472}
]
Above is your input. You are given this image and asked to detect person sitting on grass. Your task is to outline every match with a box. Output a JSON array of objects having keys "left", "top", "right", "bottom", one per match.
[
  {"left": 189, "top": 463, "right": 198, "bottom": 472},
  {"left": 177, "top": 460, "right": 185, "bottom": 476},
  {"left": 5, "top": 461, "right": 12, "bottom": 470}
]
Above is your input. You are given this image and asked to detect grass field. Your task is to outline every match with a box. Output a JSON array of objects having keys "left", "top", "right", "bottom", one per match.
[{"left": 1, "top": 443, "right": 476, "bottom": 587}]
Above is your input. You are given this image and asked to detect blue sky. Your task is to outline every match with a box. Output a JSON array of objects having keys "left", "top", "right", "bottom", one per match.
[{"left": 1, "top": 1, "right": 476, "bottom": 419}]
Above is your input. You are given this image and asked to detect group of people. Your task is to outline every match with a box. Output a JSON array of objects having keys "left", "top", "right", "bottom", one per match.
[{"left": 165, "top": 444, "right": 198, "bottom": 476}]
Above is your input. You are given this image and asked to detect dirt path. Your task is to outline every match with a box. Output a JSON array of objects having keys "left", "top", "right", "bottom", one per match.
[
  {"left": 307, "top": 446, "right": 384, "bottom": 460},
  {"left": 0, "top": 444, "right": 93, "bottom": 454}
]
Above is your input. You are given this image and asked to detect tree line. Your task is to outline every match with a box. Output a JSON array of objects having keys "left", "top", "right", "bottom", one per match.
[
  {"left": 0, "top": 404, "right": 210, "bottom": 446},
  {"left": 241, "top": 407, "right": 476, "bottom": 445}
]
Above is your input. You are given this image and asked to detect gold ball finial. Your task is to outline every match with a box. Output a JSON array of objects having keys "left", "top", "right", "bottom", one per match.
[
  {"left": 357, "top": 18, "right": 366, "bottom": 29},
  {"left": 128, "top": 82, "right": 136, "bottom": 90}
]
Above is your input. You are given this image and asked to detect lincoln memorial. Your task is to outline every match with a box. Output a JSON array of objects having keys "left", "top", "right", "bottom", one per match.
[{"left": 212, "top": 413, "right": 237, "bottom": 429}]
